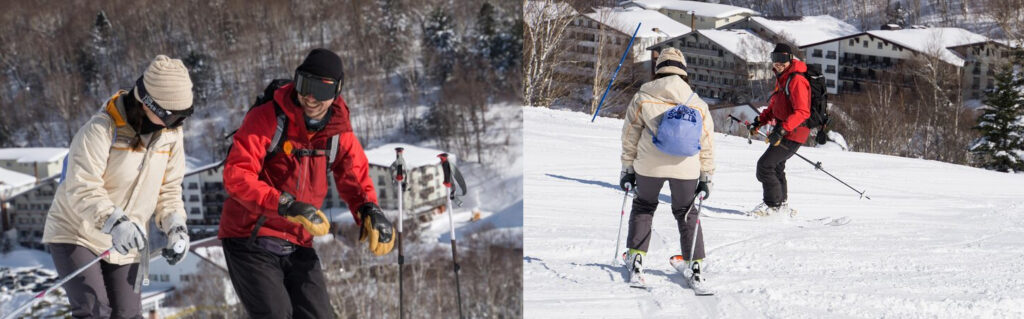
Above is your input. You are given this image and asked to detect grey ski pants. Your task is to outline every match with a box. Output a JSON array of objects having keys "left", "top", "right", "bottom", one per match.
[
  {"left": 626, "top": 174, "right": 705, "bottom": 260},
  {"left": 48, "top": 243, "right": 141, "bottom": 319},
  {"left": 756, "top": 139, "right": 801, "bottom": 206}
]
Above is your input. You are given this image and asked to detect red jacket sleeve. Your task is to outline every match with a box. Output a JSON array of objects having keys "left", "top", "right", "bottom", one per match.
[
  {"left": 223, "top": 107, "right": 282, "bottom": 217},
  {"left": 332, "top": 132, "right": 378, "bottom": 224},
  {"left": 781, "top": 75, "right": 811, "bottom": 132}
]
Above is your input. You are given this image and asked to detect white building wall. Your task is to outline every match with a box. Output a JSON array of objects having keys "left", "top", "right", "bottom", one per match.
[{"left": 803, "top": 42, "right": 842, "bottom": 94}]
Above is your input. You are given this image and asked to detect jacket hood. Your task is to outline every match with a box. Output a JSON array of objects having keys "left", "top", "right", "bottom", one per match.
[{"left": 639, "top": 75, "right": 697, "bottom": 105}]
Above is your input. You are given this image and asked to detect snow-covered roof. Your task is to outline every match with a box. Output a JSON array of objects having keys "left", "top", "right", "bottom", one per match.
[
  {"left": 0, "top": 148, "right": 68, "bottom": 163},
  {"left": 697, "top": 29, "right": 772, "bottom": 63},
  {"left": 0, "top": 167, "right": 36, "bottom": 193},
  {"left": 627, "top": 0, "right": 758, "bottom": 18},
  {"left": 364, "top": 143, "right": 451, "bottom": 168},
  {"left": 866, "top": 28, "right": 989, "bottom": 66},
  {"left": 749, "top": 15, "right": 860, "bottom": 47},
  {"left": 585, "top": 7, "right": 691, "bottom": 38}
]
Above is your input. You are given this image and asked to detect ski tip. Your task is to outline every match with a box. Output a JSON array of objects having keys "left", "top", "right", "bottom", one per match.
[{"left": 669, "top": 255, "right": 684, "bottom": 262}]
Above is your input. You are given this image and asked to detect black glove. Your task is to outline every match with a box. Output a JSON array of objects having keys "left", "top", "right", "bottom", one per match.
[
  {"left": 767, "top": 128, "right": 786, "bottom": 146},
  {"left": 619, "top": 167, "right": 636, "bottom": 191},
  {"left": 695, "top": 173, "right": 711, "bottom": 200},
  {"left": 278, "top": 192, "right": 330, "bottom": 236},
  {"left": 747, "top": 118, "right": 762, "bottom": 136},
  {"left": 358, "top": 203, "right": 395, "bottom": 256},
  {"left": 815, "top": 131, "right": 829, "bottom": 145},
  {"left": 278, "top": 192, "right": 320, "bottom": 222}
]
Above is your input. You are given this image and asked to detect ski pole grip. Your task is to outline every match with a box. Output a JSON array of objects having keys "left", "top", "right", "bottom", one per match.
[
  {"left": 438, "top": 153, "right": 452, "bottom": 187},
  {"left": 394, "top": 147, "right": 405, "bottom": 181}
]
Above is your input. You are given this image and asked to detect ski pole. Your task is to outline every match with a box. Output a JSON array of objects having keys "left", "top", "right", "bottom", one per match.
[
  {"left": 741, "top": 125, "right": 872, "bottom": 200},
  {"left": 613, "top": 184, "right": 631, "bottom": 265},
  {"left": 438, "top": 153, "right": 464, "bottom": 319},
  {"left": 727, "top": 114, "right": 752, "bottom": 144},
  {"left": 591, "top": 22, "right": 641, "bottom": 122},
  {"left": 392, "top": 147, "right": 407, "bottom": 319},
  {"left": 2, "top": 249, "right": 112, "bottom": 319}
]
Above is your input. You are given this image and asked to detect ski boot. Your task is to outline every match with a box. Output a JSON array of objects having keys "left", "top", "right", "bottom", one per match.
[{"left": 623, "top": 249, "right": 646, "bottom": 288}]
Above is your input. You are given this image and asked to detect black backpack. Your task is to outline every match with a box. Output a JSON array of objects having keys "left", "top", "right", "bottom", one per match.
[{"left": 782, "top": 64, "right": 830, "bottom": 130}]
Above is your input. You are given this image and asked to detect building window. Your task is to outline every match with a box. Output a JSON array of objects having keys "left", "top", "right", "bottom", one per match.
[
  {"left": 189, "top": 195, "right": 199, "bottom": 202},
  {"left": 188, "top": 183, "right": 198, "bottom": 190},
  {"left": 848, "top": 39, "right": 854, "bottom": 46},
  {"left": 863, "top": 41, "right": 868, "bottom": 48},
  {"left": 877, "top": 42, "right": 883, "bottom": 49},
  {"left": 826, "top": 65, "right": 836, "bottom": 74},
  {"left": 891, "top": 46, "right": 897, "bottom": 51},
  {"left": 826, "top": 79, "right": 836, "bottom": 88},
  {"left": 826, "top": 51, "right": 836, "bottom": 59},
  {"left": 812, "top": 49, "right": 823, "bottom": 58}
]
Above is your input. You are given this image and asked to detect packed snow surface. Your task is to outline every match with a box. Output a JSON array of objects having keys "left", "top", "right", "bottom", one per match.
[{"left": 524, "top": 107, "right": 1024, "bottom": 318}]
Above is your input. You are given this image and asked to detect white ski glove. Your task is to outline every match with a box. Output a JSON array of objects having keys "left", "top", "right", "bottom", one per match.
[
  {"left": 163, "top": 224, "right": 190, "bottom": 265},
  {"left": 101, "top": 208, "right": 146, "bottom": 255}
]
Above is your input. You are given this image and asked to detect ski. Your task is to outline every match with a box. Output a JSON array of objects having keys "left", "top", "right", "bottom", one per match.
[
  {"left": 622, "top": 252, "right": 649, "bottom": 290},
  {"left": 669, "top": 255, "right": 716, "bottom": 296}
]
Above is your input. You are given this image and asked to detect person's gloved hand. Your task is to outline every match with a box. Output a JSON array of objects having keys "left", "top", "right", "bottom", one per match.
[
  {"left": 747, "top": 118, "right": 762, "bottom": 136},
  {"left": 619, "top": 167, "right": 636, "bottom": 191},
  {"left": 696, "top": 172, "right": 712, "bottom": 200},
  {"left": 101, "top": 209, "right": 146, "bottom": 255},
  {"left": 163, "top": 225, "right": 189, "bottom": 265},
  {"left": 279, "top": 192, "right": 330, "bottom": 236},
  {"left": 767, "top": 128, "right": 787, "bottom": 146},
  {"left": 815, "top": 131, "right": 829, "bottom": 145},
  {"left": 358, "top": 203, "right": 395, "bottom": 256}
]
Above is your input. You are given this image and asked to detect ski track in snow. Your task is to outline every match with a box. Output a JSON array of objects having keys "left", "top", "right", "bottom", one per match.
[{"left": 524, "top": 107, "right": 1024, "bottom": 318}]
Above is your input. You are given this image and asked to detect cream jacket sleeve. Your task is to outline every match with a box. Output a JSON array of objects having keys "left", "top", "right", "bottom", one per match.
[
  {"left": 154, "top": 129, "right": 187, "bottom": 232},
  {"left": 620, "top": 93, "right": 644, "bottom": 171},
  {"left": 64, "top": 116, "right": 121, "bottom": 230},
  {"left": 698, "top": 102, "right": 715, "bottom": 175}
]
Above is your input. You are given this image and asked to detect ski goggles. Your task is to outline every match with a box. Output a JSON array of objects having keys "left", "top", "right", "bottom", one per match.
[
  {"left": 294, "top": 71, "right": 341, "bottom": 101},
  {"left": 770, "top": 52, "right": 792, "bottom": 63},
  {"left": 135, "top": 76, "right": 193, "bottom": 128}
]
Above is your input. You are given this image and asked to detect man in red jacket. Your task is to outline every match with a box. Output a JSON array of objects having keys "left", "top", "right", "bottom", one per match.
[
  {"left": 747, "top": 43, "right": 811, "bottom": 217},
  {"left": 219, "top": 48, "right": 394, "bottom": 318}
]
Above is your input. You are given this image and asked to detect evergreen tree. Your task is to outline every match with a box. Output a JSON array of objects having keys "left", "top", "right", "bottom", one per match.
[
  {"left": 423, "top": 6, "right": 459, "bottom": 84},
  {"left": 970, "top": 58, "right": 1024, "bottom": 172}
]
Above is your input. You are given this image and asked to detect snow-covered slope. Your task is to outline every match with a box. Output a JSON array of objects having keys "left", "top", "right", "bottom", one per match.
[{"left": 524, "top": 107, "right": 1024, "bottom": 318}]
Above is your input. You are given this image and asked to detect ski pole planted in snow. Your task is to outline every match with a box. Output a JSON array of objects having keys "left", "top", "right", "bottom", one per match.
[
  {"left": 591, "top": 22, "right": 641, "bottom": 122},
  {"left": 391, "top": 147, "right": 408, "bottom": 319},
  {"left": 613, "top": 184, "right": 631, "bottom": 265},
  {"left": 438, "top": 153, "right": 468, "bottom": 319},
  {"left": 2, "top": 249, "right": 112, "bottom": 319}
]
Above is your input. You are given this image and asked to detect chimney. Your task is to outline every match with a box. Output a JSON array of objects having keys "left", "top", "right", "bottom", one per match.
[{"left": 690, "top": 11, "right": 695, "bottom": 30}]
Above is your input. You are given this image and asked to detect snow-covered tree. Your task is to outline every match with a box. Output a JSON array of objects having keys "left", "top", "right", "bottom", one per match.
[{"left": 970, "top": 58, "right": 1024, "bottom": 172}]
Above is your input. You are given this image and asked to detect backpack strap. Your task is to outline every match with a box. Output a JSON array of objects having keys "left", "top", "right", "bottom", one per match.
[
  {"left": 266, "top": 102, "right": 288, "bottom": 159},
  {"left": 327, "top": 134, "right": 340, "bottom": 173}
]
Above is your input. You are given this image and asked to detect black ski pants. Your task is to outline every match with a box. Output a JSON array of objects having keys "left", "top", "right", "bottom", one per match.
[
  {"left": 222, "top": 237, "right": 332, "bottom": 319},
  {"left": 49, "top": 243, "right": 141, "bottom": 319},
  {"left": 626, "top": 174, "right": 705, "bottom": 260},
  {"left": 756, "top": 139, "right": 801, "bottom": 206}
]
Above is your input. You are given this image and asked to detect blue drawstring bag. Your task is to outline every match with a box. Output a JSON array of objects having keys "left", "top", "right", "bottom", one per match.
[{"left": 647, "top": 93, "right": 702, "bottom": 157}]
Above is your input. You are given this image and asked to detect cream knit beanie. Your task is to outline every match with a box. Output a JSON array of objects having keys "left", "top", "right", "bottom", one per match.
[
  {"left": 134, "top": 55, "right": 193, "bottom": 111},
  {"left": 655, "top": 47, "right": 688, "bottom": 77}
]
